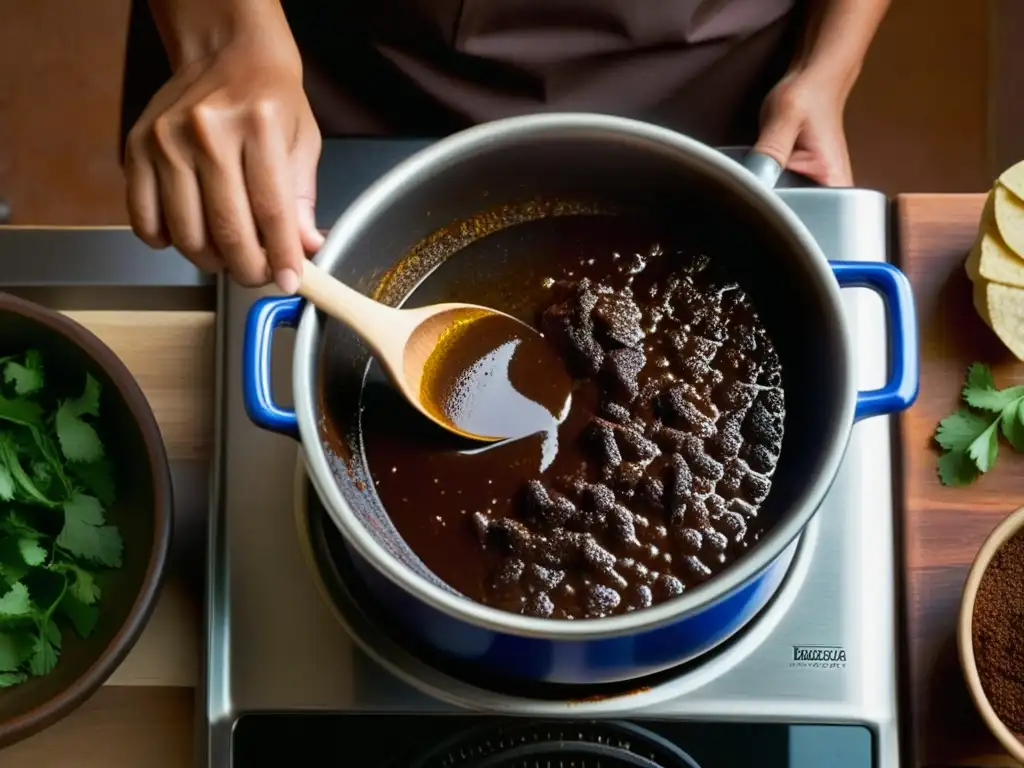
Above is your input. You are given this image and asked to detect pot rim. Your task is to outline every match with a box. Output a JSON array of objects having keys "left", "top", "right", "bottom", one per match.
[
  {"left": 294, "top": 112, "right": 856, "bottom": 639},
  {"left": 957, "top": 504, "right": 1024, "bottom": 763}
]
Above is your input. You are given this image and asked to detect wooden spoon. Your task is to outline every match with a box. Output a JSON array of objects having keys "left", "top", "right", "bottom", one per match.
[{"left": 298, "top": 260, "right": 573, "bottom": 442}]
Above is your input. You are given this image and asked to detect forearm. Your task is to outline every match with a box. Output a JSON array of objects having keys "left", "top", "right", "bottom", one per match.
[
  {"left": 789, "top": 0, "right": 891, "bottom": 100},
  {"left": 147, "top": 0, "right": 297, "bottom": 71}
]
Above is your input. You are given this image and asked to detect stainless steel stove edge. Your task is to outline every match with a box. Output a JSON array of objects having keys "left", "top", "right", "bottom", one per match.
[{"left": 199, "top": 277, "right": 232, "bottom": 768}]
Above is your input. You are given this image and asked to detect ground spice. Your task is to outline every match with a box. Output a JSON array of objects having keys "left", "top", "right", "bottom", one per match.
[{"left": 973, "top": 529, "right": 1024, "bottom": 734}]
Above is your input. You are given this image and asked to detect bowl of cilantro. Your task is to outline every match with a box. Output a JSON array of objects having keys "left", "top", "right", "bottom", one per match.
[{"left": 0, "top": 292, "right": 172, "bottom": 747}]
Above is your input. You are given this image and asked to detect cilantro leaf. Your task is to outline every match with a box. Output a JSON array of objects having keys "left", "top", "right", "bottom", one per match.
[
  {"left": 0, "top": 672, "right": 27, "bottom": 687},
  {"left": 0, "top": 395, "right": 43, "bottom": 428},
  {"left": 0, "top": 560, "right": 27, "bottom": 585},
  {"left": 63, "top": 493, "right": 105, "bottom": 525},
  {"left": 57, "top": 593, "right": 99, "bottom": 638},
  {"left": 0, "top": 631, "right": 32, "bottom": 672},
  {"left": 54, "top": 372, "right": 104, "bottom": 464},
  {"left": 968, "top": 421, "right": 1001, "bottom": 472},
  {"left": 28, "top": 623, "right": 59, "bottom": 677},
  {"left": 28, "top": 425, "right": 72, "bottom": 496},
  {"left": 62, "top": 564, "right": 101, "bottom": 605},
  {"left": 0, "top": 354, "right": 122, "bottom": 687},
  {"left": 0, "top": 582, "right": 32, "bottom": 617},
  {"left": 1002, "top": 398, "right": 1024, "bottom": 451},
  {"left": 3, "top": 350, "right": 43, "bottom": 396},
  {"left": 0, "top": 463, "right": 13, "bottom": 501},
  {"left": 45, "top": 617, "right": 61, "bottom": 648},
  {"left": 936, "top": 363, "right": 1024, "bottom": 485},
  {"left": 1007, "top": 399, "right": 1024, "bottom": 454},
  {"left": 69, "top": 374, "right": 101, "bottom": 418},
  {"left": 55, "top": 402, "right": 103, "bottom": 464},
  {"left": 69, "top": 457, "right": 116, "bottom": 507},
  {"left": 935, "top": 409, "right": 992, "bottom": 451},
  {"left": 963, "top": 384, "right": 1024, "bottom": 412},
  {"left": 937, "top": 449, "right": 980, "bottom": 487},
  {"left": 17, "top": 538, "right": 46, "bottom": 567},
  {"left": 57, "top": 494, "right": 123, "bottom": 568},
  {"left": 966, "top": 362, "right": 996, "bottom": 391},
  {"left": 0, "top": 434, "right": 58, "bottom": 507},
  {"left": 962, "top": 362, "right": 1024, "bottom": 411},
  {"left": 0, "top": 641, "right": 17, "bottom": 673}
]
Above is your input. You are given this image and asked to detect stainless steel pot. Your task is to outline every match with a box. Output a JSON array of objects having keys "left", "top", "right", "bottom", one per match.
[{"left": 243, "top": 113, "right": 918, "bottom": 684}]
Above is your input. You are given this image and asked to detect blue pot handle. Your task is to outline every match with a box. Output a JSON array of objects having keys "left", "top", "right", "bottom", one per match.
[
  {"left": 829, "top": 261, "right": 919, "bottom": 421},
  {"left": 242, "top": 295, "right": 302, "bottom": 439},
  {"left": 241, "top": 262, "right": 918, "bottom": 431}
]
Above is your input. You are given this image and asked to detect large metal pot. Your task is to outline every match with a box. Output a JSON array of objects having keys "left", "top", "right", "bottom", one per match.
[{"left": 242, "top": 113, "right": 918, "bottom": 685}]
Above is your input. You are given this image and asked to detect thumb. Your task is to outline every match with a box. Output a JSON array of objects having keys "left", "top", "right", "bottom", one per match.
[
  {"left": 752, "top": 107, "right": 802, "bottom": 170},
  {"left": 293, "top": 126, "right": 325, "bottom": 254}
]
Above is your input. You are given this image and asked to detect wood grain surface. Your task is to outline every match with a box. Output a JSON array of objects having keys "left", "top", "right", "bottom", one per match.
[
  {"left": 2, "top": 309, "right": 214, "bottom": 768},
  {"left": 62, "top": 311, "right": 216, "bottom": 462},
  {"left": 1, "top": 687, "right": 194, "bottom": 767},
  {"left": 899, "top": 194, "right": 1024, "bottom": 768}
]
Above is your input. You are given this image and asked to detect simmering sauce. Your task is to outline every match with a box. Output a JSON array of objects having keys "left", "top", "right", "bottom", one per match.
[{"left": 359, "top": 215, "right": 785, "bottom": 620}]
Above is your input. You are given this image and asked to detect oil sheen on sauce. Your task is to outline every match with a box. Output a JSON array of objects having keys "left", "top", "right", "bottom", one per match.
[{"left": 418, "top": 311, "right": 572, "bottom": 450}]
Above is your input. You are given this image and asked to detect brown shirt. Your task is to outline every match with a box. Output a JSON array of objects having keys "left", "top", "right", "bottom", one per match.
[{"left": 122, "top": 0, "right": 805, "bottom": 149}]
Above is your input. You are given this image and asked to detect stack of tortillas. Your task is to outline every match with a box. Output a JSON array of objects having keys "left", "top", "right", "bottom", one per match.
[{"left": 966, "top": 160, "right": 1024, "bottom": 359}]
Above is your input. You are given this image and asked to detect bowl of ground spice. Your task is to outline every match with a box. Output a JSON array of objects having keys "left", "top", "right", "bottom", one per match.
[{"left": 959, "top": 504, "right": 1024, "bottom": 763}]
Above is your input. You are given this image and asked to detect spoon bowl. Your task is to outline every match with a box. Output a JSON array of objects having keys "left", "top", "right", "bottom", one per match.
[{"left": 298, "top": 261, "right": 572, "bottom": 442}]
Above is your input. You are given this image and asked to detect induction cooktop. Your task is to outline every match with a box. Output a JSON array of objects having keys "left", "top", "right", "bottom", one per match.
[{"left": 201, "top": 140, "right": 899, "bottom": 768}]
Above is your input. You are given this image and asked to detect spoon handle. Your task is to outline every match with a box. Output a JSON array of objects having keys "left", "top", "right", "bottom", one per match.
[{"left": 298, "top": 261, "right": 405, "bottom": 354}]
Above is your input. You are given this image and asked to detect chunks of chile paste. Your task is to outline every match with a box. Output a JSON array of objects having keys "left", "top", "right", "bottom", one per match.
[{"left": 473, "top": 246, "right": 785, "bottom": 619}]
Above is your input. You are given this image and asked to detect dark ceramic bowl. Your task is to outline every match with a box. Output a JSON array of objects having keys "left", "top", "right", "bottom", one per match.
[{"left": 0, "top": 292, "right": 172, "bottom": 748}]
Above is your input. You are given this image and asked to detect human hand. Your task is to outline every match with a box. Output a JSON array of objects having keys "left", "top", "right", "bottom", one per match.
[
  {"left": 752, "top": 71, "right": 854, "bottom": 187},
  {"left": 125, "top": 32, "right": 323, "bottom": 292}
]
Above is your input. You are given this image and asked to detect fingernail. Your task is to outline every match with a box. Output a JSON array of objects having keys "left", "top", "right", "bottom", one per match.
[{"left": 275, "top": 268, "right": 300, "bottom": 294}]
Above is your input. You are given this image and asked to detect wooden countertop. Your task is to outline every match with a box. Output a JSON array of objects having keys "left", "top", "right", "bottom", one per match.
[
  {"left": 898, "top": 194, "right": 1024, "bottom": 767},
  {"left": 5, "top": 196, "right": 1024, "bottom": 767},
  {"left": 3, "top": 309, "right": 214, "bottom": 768}
]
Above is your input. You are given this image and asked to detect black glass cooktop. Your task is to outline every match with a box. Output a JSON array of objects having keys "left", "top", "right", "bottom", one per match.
[{"left": 232, "top": 715, "right": 872, "bottom": 767}]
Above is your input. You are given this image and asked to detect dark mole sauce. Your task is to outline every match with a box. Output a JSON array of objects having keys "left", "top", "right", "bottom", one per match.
[
  {"left": 419, "top": 312, "right": 572, "bottom": 443},
  {"left": 359, "top": 215, "right": 785, "bottom": 620}
]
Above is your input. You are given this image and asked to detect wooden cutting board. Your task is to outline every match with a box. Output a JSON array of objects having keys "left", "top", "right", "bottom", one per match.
[{"left": 898, "top": 194, "right": 1024, "bottom": 767}]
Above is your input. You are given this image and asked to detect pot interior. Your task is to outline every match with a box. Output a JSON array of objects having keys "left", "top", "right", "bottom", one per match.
[{"left": 315, "top": 129, "right": 850, "bottom": 599}]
